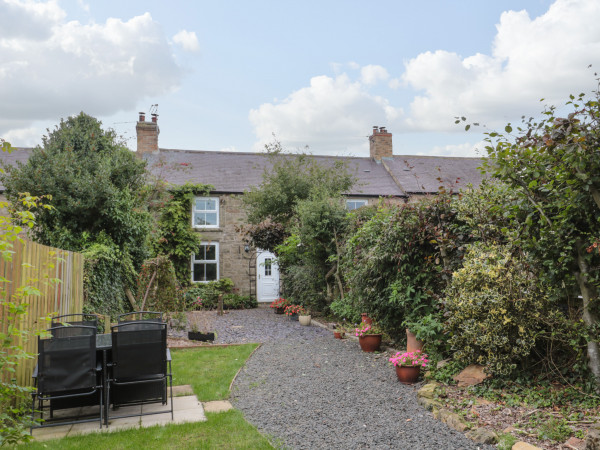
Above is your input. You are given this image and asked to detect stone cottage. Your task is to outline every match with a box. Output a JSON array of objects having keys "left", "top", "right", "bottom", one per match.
[{"left": 136, "top": 115, "right": 483, "bottom": 303}]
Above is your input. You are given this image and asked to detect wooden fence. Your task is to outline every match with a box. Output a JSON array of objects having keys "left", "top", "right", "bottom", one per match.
[{"left": 0, "top": 239, "right": 84, "bottom": 386}]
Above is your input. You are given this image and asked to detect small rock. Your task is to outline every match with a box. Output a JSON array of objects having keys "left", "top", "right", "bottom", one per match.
[
  {"left": 417, "top": 396, "right": 439, "bottom": 411},
  {"left": 587, "top": 424, "right": 600, "bottom": 450},
  {"left": 565, "top": 436, "right": 585, "bottom": 449},
  {"left": 453, "top": 364, "right": 490, "bottom": 387},
  {"left": 437, "top": 408, "right": 468, "bottom": 432},
  {"left": 512, "top": 442, "right": 542, "bottom": 450},
  {"left": 503, "top": 426, "right": 517, "bottom": 433},
  {"left": 466, "top": 427, "right": 498, "bottom": 444},
  {"left": 436, "top": 359, "right": 450, "bottom": 369},
  {"left": 417, "top": 382, "right": 439, "bottom": 399}
]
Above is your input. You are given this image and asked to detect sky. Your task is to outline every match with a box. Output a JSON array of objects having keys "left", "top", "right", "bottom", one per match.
[{"left": 1, "top": 0, "right": 600, "bottom": 157}]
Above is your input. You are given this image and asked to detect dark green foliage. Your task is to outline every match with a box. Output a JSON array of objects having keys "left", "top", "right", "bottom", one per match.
[
  {"left": 239, "top": 220, "right": 287, "bottom": 253},
  {"left": 243, "top": 142, "right": 356, "bottom": 310},
  {"left": 338, "top": 193, "right": 465, "bottom": 345},
  {"left": 2, "top": 113, "right": 151, "bottom": 314},
  {"left": 222, "top": 293, "right": 257, "bottom": 310},
  {"left": 150, "top": 183, "right": 212, "bottom": 285},
  {"left": 184, "top": 278, "right": 234, "bottom": 309},
  {"left": 135, "top": 255, "right": 185, "bottom": 313},
  {"left": 242, "top": 142, "right": 356, "bottom": 227},
  {"left": 82, "top": 239, "right": 136, "bottom": 318}
]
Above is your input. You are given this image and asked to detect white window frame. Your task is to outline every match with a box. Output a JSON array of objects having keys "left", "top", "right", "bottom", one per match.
[
  {"left": 345, "top": 198, "right": 368, "bottom": 211},
  {"left": 192, "top": 196, "right": 219, "bottom": 229},
  {"left": 191, "top": 242, "right": 220, "bottom": 283}
]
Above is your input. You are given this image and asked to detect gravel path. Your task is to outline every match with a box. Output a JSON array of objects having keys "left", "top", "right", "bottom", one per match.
[{"left": 227, "top": 308, "right": 493, "bottom": 450}]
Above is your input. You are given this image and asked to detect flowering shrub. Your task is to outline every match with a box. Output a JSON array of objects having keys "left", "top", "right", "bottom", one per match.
[
  {"left": 270, "top": 298, "right": 290, "bottom": 309},
  {"left": 284, "top": 304, "right": 304, "bottom": 316},
  {"left": 389, "top": 350, "right": 429, "bottom": 368},
  {"left": 354, "top": 322, "right": 383, "bottom": 336},
  {"left": 194, "top": 297, "right": 203, "bottom": 309}
]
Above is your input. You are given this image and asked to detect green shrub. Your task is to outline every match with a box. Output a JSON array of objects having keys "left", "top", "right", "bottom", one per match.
[
  {"left": 135, "top": 255, "right": 185, "bottom": 313},
  {"left": 444, "top": 243, "right": 550, "bottom": 376},
  {"left": 184, "top": 278, "right": 234, "bottom": 310},
  {"left": 223, "top": 293, "right": 257, "bottom": 310},
  {"left": 83, "top": 238, "right": 136, "bottom": 318}
]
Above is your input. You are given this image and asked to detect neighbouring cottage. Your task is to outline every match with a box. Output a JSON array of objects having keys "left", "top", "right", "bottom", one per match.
[{"left": 0, "top": 115, "right": 484, "bottom": 304}]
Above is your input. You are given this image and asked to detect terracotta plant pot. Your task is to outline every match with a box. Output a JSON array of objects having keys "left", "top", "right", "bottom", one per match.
[
  {"left": 299, "top": 315, "right": 311, "bottom": 326},
  {"left": 358, "top": 334, "right": 382, "bottom": 352},
  {"left": 275, "top": 307, "right": 285, "bottom": 315},
  {"left": 360, "top": 313, "right": 373, "bottom": 325},
  {"left": 188, "top": 331, "right": 215, "bottom": 342},
  {"left": 333, "top": 331, "right": 345, "bottom": 339},
  {"left": 406, "top": 328, "right": 424, "bottom": 353},
  {"left": 395, "top": 365, "right": 421, "bottom": 384}
]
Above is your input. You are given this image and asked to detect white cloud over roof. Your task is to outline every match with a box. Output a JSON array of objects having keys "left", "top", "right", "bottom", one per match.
[{"left": 0, "top": 1, "right": 183, "bottom": 137}]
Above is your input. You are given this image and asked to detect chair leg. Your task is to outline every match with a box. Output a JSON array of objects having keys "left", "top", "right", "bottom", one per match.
[
  {"left": 169, "top": 374, "right": 174, "bottom": 420},
  {"left": 30, "top": 393, "right": 36, "bottom": 435}
]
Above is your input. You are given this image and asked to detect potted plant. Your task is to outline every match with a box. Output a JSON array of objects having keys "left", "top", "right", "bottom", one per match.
[
  {"left": 360, "top": 313, "right": 373, "bottom": 325},
  {"left": 284, "top": 304, "right": 302, "bottom": 321},
  {"left": 333, "top": 323, "right": 346, "bottom": 339},
  {"left": 270, "top": 297, "right": 289, "bottom": 314},
  {"left": 298, "top": 307, "right": 311, "bottom": 326},
  {"left": 355, "top": 322, "right": 384, "bottom": 352},
  {"left": 388, "top": 350, "right": 429, "bottom": 384}
]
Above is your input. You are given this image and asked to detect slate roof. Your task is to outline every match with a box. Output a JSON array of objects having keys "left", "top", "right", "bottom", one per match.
[
  {"left": 145, "top": 149, "right": 407, "bottom": 197},
  {"left": 0, "top": 147, "right": 485, "bottom": 196},
  {"left": 0, "top": 148, "right": 33, "bottom": 190},
  {"left": 382, "top": 155, "right": 485, "bottom": 194}
]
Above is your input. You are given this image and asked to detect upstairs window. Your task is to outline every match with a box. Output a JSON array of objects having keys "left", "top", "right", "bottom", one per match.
[
  {"left": 193, "top": 197, "right": 219, "bottom": 228},
  {"left": 346, "top": 199, "right": 368, "bottom": 211},
  {"left": 191, "top": 242, "right": 219, "bottom": 282}
]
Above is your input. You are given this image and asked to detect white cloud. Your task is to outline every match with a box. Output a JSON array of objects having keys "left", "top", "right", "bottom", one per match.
[
  {"left": 172, "top": 30, "right": 200, "bottom": 52},
  {"left": 402, "top": 0, "right": 600, "bottom": 131},
  {"left": 428, "top": 141, "right": 486, "bottom": 157},
  {"left": 3, "top": 125, "right": 42, "bottom": 147},
  {"left": 0, "top": 1, "right": 184, "bottom": 141},
  {"left": 360, "top": 65, "right": 389, "bottom": 85},
  {"left": 249, "top": 72, "right": 404, "bottom": 155}
]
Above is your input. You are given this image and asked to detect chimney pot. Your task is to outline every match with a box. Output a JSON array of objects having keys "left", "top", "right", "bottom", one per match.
[
  {"left": 139, "top": 112, "right": 145, "bottom": 122},
  {"left": 151, "top": 113, "right": 158, "bottom": 123},
  {"left": 369, "top": 126, "right": 393, "bottom": 161}
]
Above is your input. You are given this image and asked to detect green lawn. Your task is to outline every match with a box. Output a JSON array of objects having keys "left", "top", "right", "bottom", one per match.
[
  {"left": 171, "top": 344, "right": 259, "bottom": 401},
  {"left": 21, "top": 343, "right": 273, "bottom": 449}
]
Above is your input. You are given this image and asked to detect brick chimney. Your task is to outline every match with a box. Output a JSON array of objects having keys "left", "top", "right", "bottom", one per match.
[
  {"left": 136, "top": 112, "right": 159, "bottom": 155},
  {"left": 369, "top": 126, "right": 392, "bottom": 161}
]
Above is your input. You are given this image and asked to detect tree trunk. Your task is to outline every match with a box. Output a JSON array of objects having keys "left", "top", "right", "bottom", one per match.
[{"left": 575, "top": 241, "right": 600, "bottom": 384}]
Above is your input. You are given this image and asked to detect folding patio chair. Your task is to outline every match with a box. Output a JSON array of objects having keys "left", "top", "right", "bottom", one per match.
[
  {"left": 107, "top": 321, "right": 173, "bottom": 422},
  {"left": 50, "top": 313, "right": 99, "bottom": 338},
  {"left": 31, "top": 325, "right": 103, "bottom": 431}
]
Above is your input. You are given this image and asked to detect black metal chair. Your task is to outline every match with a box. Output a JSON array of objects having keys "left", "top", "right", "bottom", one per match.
[
  {"left": 107, "top": 321, "right": 173, "bottom": 422},
  {"left": 31, "top": 325, "right": 103, "bottom": 432},
  {"left": 50, "top": 313, "right": 99, "bottom": 338},
  {"left": 117, "top": 311, "right": 164, "bottom": 323}
]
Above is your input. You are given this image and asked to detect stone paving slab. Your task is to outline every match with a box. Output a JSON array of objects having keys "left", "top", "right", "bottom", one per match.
[
  {"left": 203, "top": 400, "right": 233, "bottom": 413},
  {"left": 31, "top": 394, "right": 205, "bottom": 441}
]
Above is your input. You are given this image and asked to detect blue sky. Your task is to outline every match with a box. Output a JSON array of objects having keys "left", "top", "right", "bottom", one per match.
[{"left": 2, "top": 0, "right": 599, "bottom": 157}]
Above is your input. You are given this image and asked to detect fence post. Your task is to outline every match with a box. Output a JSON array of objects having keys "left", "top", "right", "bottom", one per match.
[{"left": 218, "top": 294, "right": 223, "bottom": 316}]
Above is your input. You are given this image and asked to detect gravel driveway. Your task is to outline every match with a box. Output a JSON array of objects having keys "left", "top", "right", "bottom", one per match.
[{"left": 224, "top": 308, "right": 492, "bottom": 450}]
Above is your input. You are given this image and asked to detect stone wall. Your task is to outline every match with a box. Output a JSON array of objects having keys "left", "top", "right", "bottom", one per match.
[{"left": 195, "top": 194, "right": 252, "bottom": 295}]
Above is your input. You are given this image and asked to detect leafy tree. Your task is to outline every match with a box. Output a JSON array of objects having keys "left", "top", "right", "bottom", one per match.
[
  {"left": 242, "top": 140, "right": 356, "bottom": 310},
  {"left": 1, "top": 113, "right": 151, "bottom": 315},
  {"left": 470, "top": 86, "right": 600, "bottom": 384}
]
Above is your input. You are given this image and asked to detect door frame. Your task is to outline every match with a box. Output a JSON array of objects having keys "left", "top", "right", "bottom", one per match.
[{"left": 256, "top": 250, "right": 279, "bottom": 303}]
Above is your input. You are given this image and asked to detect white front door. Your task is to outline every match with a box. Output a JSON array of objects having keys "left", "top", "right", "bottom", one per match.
[{"left": 256, "top": 251, "right": 279, "bottom": 303}]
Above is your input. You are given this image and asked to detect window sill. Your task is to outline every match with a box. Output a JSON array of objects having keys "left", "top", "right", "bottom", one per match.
[{"left": 193, "top": 227, "right": 223, "bottom": 232}]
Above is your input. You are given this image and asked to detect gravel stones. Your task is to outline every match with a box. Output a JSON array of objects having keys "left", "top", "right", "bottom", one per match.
[{"left": 229, "top": 308, "right": 493, "bottom": 450}]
